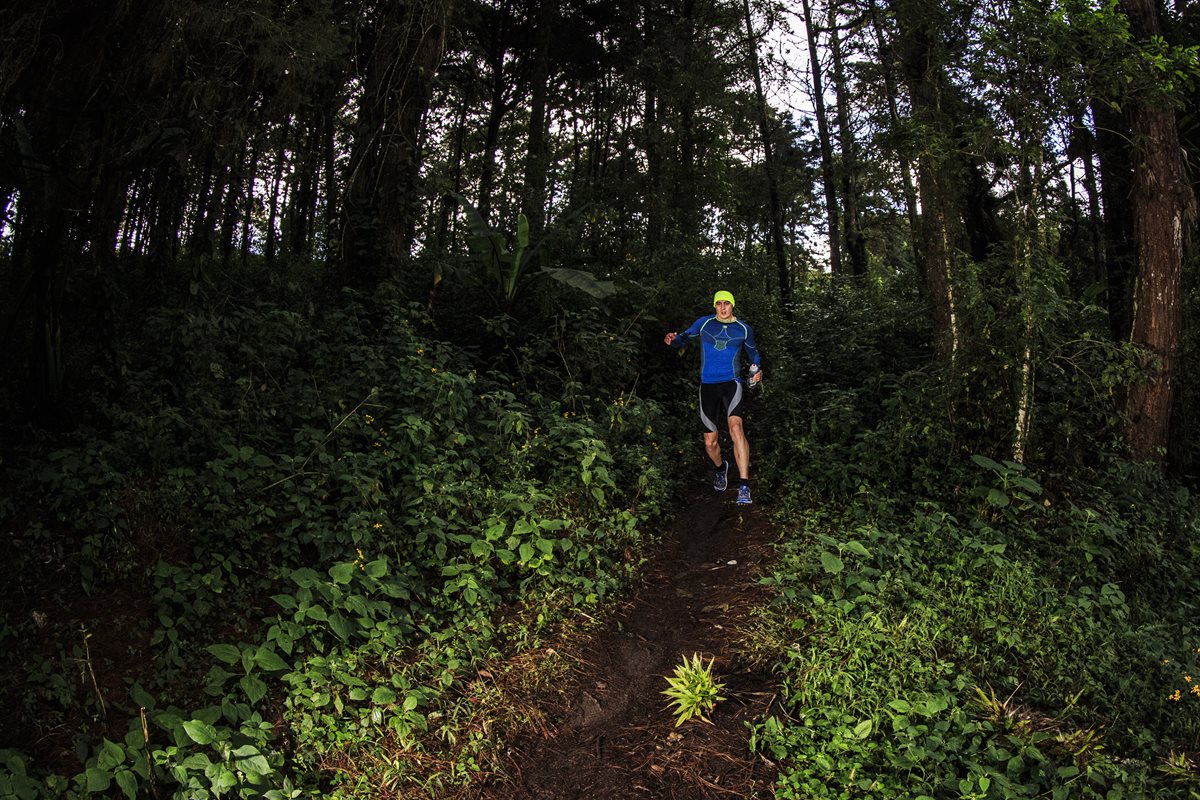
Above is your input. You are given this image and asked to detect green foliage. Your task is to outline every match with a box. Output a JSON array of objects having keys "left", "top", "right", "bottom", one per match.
[
  {"left": 0, "top": 282, "right": 682, "bottom": 797},
  {"left": 746, "top": 279, "right": 1200, "bottom": 799},
  {"left": 662, "top": 653, "right": 726, "bottom": 727},
  {"left": 452, "top": 193, "right": 617, "bottom": 308},
  {"left": 753, "top": 457, "right": 1199, "bottom": 797}
]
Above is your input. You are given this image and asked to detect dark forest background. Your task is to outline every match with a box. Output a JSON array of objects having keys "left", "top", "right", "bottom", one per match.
[{"left": 2, "top": 0, "right": 1200, "bottom": 797}]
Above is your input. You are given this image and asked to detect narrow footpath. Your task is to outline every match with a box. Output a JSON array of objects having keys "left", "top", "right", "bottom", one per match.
[{"left": 476, "top": 488, "right": 780, "bottom": 799}]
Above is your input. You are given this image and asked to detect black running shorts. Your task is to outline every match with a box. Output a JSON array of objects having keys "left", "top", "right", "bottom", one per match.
[{"left": 698, "top": 380, "right": 745, "bottom": 432}]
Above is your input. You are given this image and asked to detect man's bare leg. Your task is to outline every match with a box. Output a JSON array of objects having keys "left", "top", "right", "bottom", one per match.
[
  {"left": 728, "top": 416, "right": 750, "bottom": 480},
  {"left": 704, "top": 431, "right": 722, "bottom": 467}
]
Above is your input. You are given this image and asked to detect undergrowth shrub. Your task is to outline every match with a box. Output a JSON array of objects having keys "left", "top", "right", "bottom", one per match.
[
  {"left": 0, "top": 286, "right": 681, "bottom": 798},
  {"left": 747, "top": 283, "right": 1200, "bottom": 799},
  {"left": 755, "top": 437, "right": 1199, "bottom": 798}
]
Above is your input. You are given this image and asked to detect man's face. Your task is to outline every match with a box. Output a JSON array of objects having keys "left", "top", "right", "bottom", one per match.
[{"left": 714, "top": 300, "right": 734, "bottom": 320}]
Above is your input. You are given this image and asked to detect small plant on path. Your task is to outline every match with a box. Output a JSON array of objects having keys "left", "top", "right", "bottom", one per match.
[{"left": 662, "top": 653, "right": 726, "bottom": 726}]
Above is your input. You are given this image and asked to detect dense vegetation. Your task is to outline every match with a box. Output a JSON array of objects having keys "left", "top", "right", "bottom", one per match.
[
  {"left": 0, "top": 269, "right": 689, "bottom": 797},
  {"left": 2, "top": 0, "right": 1199, "bottom": 797},
  {"left": 752, "top": 288, "right": 1200, "bottom": 798}
]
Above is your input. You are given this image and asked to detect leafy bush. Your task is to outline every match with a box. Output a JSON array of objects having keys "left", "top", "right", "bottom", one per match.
[
  {"left": 0, "top": 284, "right": 683, "bottom": 798},
  {"left": 747, "top": 281, "right": 1200, "bottom": 799}
]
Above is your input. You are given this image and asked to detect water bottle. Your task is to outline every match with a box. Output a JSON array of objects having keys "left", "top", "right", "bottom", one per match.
[{"left": 748, "top": 364, "right": 760, "bottom": 388}]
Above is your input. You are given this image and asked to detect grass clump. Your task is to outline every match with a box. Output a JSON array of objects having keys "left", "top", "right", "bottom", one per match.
[{"left": 662, "top": 653, "right": 726, "bottom": 727}]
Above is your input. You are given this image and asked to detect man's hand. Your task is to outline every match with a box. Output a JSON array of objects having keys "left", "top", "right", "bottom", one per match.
[
  {"left": 664, "top": 332, "right": 678, "bottom": 346},
  {"left": 750, "top": 365, "right": 763, "bottom": 384}
]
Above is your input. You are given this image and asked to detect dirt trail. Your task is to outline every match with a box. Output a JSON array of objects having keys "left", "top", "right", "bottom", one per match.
[{"left": 477, "top": 489, "right": 780, "bottom": 799}]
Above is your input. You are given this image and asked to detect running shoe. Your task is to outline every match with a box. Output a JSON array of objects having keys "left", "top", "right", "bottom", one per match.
[
  {"left": 713, "top": 460, "right": 729, "bottom": 492},
  {"left": 736, "top": 484, "right": 752, "bottom": 505}
]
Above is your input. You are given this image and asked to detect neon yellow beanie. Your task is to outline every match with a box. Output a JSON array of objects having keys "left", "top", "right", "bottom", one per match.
[{"left": 713, "top": 290, "right": 735, "bottom": 307}]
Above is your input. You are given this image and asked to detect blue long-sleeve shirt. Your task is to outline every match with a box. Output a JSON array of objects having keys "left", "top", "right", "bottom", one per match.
[{"left": 671, "top": 315, "right": 761, "bottom": 384}]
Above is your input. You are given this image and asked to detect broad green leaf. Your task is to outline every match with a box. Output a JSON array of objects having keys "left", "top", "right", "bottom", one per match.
[
  {"left": 253, "top": 642, "right": 288, "bottom": 676},
  {"left": 271, "top": 593, "right": 297, "bottom": 610},
  {"left": 329, "top": 613, "right": 352, "bottom": 640},
  {"left": 986, "top": 488, "right": 1010, "bottom": 507},
  {"left": 5, "top": 752, "right": 28, "bottom": 777},
  {"left": 85, "top": 767, "right": 112, "bottom": 792},
  {"left": 1015, "top": 477, "right": 1042, "bottom": 494},
  {"left": 240, "top": 675, "right": 268, "bottom": 704},
  {"left": 235, "top": 753, "right": 270, "bottom": 776},
  {"left": 232, "top": 745, "right": 270, "bottom": 776},
  {"left": 364, "top": 558, "right": 388, "bottom": 578},
  {"left": 329, "top": 562, "right": 355, "bottom": 584},
  {"left": 210, "top": 765, "right": 237, "bottom": 793},
  {"left": 115, "top": 769, "right": 138, "bottom": 800},
  {"left": 372, "top": 686, "right": 396, "bottom": 705},
  {"left": 129, "top": 683, "right": 155, "bottom": 710},
  {"left": 344, "top": 594, "right": 369, "bottom": 617},
  {"left": 925, "top": 694, "right": 950, "bottom": 714},
  {"left": 182, "top": 719, "right": 219, "bottom": 745},
  {"left": 97, "top": 739, "right": 125, "bottom": 770},
  {"left": 852, "top": 719, "right": 873, "bottom": 739},
  {"left": 971, "top": 454, "right": 1003, "bottom": 471},
  {"left": 290, "top": 568, "right": 320, "bottom": 588},
  {"left": 819, "top": 551, "right": 844, "bottom": 574},
  {"left": 541, "top": 267, "right": 618, "bottom": 299},
  {"left": 206, "top": 643, "right": 242, "bottom": 665},
  {"left": 842, "top": 540, "right": 871, "bottom": 558}
]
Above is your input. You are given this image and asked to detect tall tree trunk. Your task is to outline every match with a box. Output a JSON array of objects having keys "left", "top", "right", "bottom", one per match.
[
  {"left": 287, "top": 114, "right": 319, "bottom": 259},
  {"left": 2, "top": 0, "right": 149, "bottom": 412},
  {"left": 26, "top": 184, "right": 69, "bottom": 411},
  {"left": 221, "top": 142, "right": 246, "bottom": 266},
  {"left": 522, "top": 0, "right": 552, "bottom": 237},
  {"left": 189, "top": 149, "right": 218, "bottom": 255},
  {"left": 241, "top": 145, "right": 261, "bottom": 266},
  {"left": 322, "top": 106, "right": 339, "bottom": 266},
  {"left": 1069, "top": 110, "right": 1106, "bottom": 293},
  {"left": 476, "top": 0, "right": 512, "bottom": 224},
  {"left": 743, "top": 0, "right": 791, "bottom": 313},
  {"left": 1119, "top": 0, "right": 1191, "bottom": 461},
  {"left": 265, "top": 117, "right": 292, "bottom": 263},
  {"left": 1092, "top": 100, "right": 1137, "bottom": 342},
  {"left": 800, "top": 0, "right": 843, "bottom": 276},
  {"left": 674, "top": 0, "right": 703, "bottom": 244},
  {"left": 148, "top": 162, "right": 187, "bottom": 281},
  {"left": 828, "top": 2, "right": 867, "bottom": 279},
  {"left": 893, "top": 0, "right": 962, "bottom": 361},
  {"left": 340, "top": 0, "right": 453, "bottom": 286},
  {"left": 436, "top": 98, "right": 469, "bottom": 251},
  {"left": 866, "top": 0, "right": 919, "bottom": 268},
  {"left": 643, "top": 5, "right": 664, "bottom": 250},
  {"left": 1012, "top": 157, "right": 1041, "bottom": 464}
]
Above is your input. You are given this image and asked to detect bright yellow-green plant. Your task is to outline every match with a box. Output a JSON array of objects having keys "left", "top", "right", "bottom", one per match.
[{"left": 662, "top": 653, "right": 725, "bottom": 726}]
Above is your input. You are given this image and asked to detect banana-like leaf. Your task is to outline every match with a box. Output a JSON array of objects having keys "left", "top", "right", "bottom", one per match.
[{"left": 541, "top": 267, "right": 617, "bottom": 299}]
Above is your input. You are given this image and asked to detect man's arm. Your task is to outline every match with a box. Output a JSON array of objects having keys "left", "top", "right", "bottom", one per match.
[
  {"left": 744, "top": 323, "right": 763, "bottom": 381},
  {"left": 665, "top": 317, "right": 705, "bottom": 349}
]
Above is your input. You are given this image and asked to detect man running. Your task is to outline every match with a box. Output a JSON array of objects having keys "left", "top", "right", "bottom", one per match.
[{"left": 664, "top": 290, "right": 762, "bottom": 505}]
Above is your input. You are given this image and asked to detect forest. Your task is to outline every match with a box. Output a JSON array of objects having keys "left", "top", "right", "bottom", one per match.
[{"left": 1, "top": 0, "right": 1199, "bottom": 797}]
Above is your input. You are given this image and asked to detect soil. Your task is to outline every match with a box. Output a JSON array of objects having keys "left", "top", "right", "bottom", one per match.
[{"left": 475, "top": 486, "right": 781, "bottom": 799}]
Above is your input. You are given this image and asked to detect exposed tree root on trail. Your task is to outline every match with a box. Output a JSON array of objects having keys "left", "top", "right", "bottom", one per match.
[{"left": 473, "top": 488, "right": 780, "bottom": 799}]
